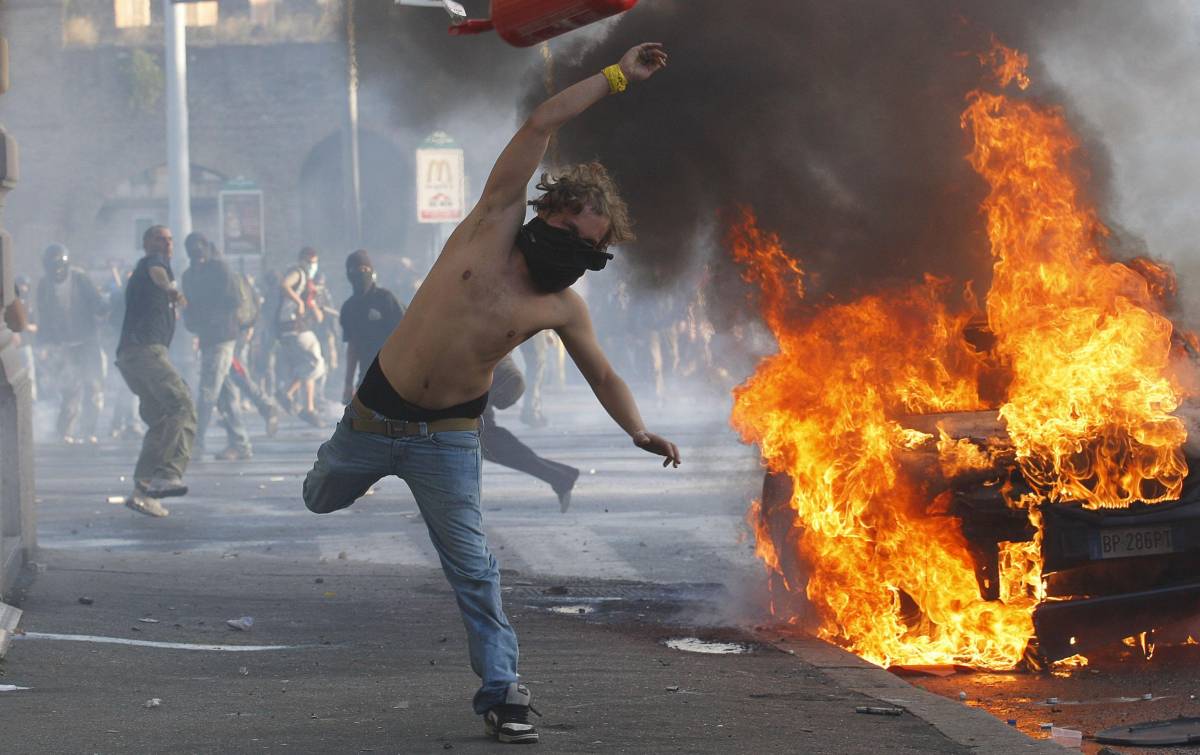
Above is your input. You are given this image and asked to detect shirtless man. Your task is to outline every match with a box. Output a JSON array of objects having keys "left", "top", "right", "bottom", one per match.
[{"left": 304, "top": 42, "right": 676, "bottom": 744}]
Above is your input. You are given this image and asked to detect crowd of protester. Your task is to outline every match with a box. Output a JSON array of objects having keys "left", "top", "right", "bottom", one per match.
[{"left": 10, "top": 235, "right": 727, "bottom": 458}]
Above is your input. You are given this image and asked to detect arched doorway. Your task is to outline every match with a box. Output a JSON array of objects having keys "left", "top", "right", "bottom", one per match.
[{"left": 299, "top": 129, "right": 414, "bottom": 257}]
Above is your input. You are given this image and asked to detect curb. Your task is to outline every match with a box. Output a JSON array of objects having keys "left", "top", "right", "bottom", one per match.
[{"left": 763, "top": 633, "right": 1063, "bottom": 753}]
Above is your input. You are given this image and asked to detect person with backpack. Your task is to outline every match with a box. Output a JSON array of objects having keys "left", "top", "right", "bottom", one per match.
[
  {"left": 275, "top": 247, "right": 326, "bottom": 427},
  {"left": 181, "top": 232, "right": 253, "bottom": 461}
]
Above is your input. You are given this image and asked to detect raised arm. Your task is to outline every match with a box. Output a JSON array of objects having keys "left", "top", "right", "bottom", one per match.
[
  {"left": 477, "top": 42, "right": 668, "bottom": 214},
  {"left": 556, "top": 293, "right": 681, "bottom": 468}
]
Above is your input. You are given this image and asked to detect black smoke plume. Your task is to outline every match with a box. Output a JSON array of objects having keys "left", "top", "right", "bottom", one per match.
[{"left": 532, "top": 0, "right": 1102, "bottom": 304}]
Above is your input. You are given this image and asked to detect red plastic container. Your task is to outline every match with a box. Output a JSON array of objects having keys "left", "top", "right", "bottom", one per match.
[{"left": 449, "top": 0, "right": 639, "bottom": 47}]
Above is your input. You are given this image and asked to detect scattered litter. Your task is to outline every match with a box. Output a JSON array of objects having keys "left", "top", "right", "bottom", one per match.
[
  {"left": 856, "top": 706, "right": 902, "bottom": 716},
  {"left": 78, "top": 596, "right": 94, "bottom": 606},
  {"left": 1046, "top": 697, "right": 1059, "bottom": 705},
  {"left": 958, "top": 691, "right": 967, "bottom": 701},
  {"left": 1007, "top": 719, "right": 1017, "bottom": 726},
  {"left": 663, "top": 637, "right": 750, "bottom": 655},
  {"left": 393, "top": 701, "right": 410, "bottom": 710},
  {"left": 31, "top": 562, "right": 47, "bottom": 573},
  {"left": 543, "top": 586, "right": 570, "bottom": 596},
  {"left": 314, "top": 578, "right": 324, "bottom": 584},
  {"left": 547, "top": 604, "right": 595, "bottom": 615},
  {"left": 269, "top": 476, "right": 286, "bottom": 482},
  {"left": 1050, "top": 726, "right": 1082, "bottom": 748},
  {"left": 0, "top": 684, "right": 31, "bottom": 692},
  {"left": 588, "top": 469, "right": 596, "bottom": 475},
  {"left": 138, "top": 618, "right": 159, "bottom": 624},
  {"left": 106, "top": 496, "right": 126, "bottom": 504},
  {"left": 1039, "top": 722, "right": 1053, "bottom": 730},
  {"left": 1097, "top": 717, "right": 1200, "bottom": 746},
  {"left": 226, "top": 617, "right": 254, "bottom": 632},
  {"left": 1142, "top": 693, "right": 1154, "bottom": 701},
  {"left": 337, "top": 551, "right": 347, "bottom": 560},
  {"left": 143, "top": 698, "right": 162, "bottom": 709},
  {"left": 323, "top": 592, "right": 336, "bottom": 599},
  {"left": 666, "top": 685, "right": 680, "bottom": 692}
]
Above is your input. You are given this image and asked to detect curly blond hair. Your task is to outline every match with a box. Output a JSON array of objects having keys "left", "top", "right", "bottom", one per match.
[{"left": 529, "top": 162, "right": 634, "bottom": 247}]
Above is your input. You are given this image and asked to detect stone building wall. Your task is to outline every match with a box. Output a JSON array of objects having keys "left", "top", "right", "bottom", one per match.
[{"left": 0, "top": 0, "right": 416, "bottom": 278}]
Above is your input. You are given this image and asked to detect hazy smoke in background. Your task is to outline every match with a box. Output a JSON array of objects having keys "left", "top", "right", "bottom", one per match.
[
  {"left": 1036, "top": 2, "right": 1200, "bottom": 317},
  {"left": 529, "top": 0, "right": 1118, "bottom": 312}
]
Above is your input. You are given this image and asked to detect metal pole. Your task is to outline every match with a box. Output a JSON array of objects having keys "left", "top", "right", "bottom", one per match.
[
  {"left": 344, "top": 0, "right": 363, "bottom": 248},
  {"left": 164, "top": 0, "right": 192, "bottom": 240}
]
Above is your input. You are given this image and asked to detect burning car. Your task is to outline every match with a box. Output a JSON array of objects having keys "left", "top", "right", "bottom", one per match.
[{"left": 733, "top": 42, "right": 1200, "bottom": 671}]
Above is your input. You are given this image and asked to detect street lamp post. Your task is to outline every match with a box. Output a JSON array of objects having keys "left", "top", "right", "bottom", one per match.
[{"left": 164, "top": 0, "right": 192, "bottom": 241}]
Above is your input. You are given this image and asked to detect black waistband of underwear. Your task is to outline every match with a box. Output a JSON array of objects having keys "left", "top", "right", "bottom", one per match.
[{"left": 356, "top": 356, "right": 488, "bottom": 422}]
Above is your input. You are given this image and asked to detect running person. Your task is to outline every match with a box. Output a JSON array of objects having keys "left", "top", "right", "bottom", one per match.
[{"left": 304, "top": 42, "right": 675, "bottom": 744}]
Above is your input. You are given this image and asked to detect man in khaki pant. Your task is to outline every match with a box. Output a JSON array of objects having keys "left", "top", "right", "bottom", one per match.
[{"left": 115, "top": 225, "right": 196, "bottom": 516}]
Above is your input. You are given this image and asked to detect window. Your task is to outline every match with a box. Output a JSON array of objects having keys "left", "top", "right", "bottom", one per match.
[
  {"left": 249, "top": 0, "right": 276, "bottom": 26},
  {"left": 184, "top": 1, "right": 219, "bottom": 27},
  {"left": 113, "top": 0, "right": 152, "bottom": 29}
]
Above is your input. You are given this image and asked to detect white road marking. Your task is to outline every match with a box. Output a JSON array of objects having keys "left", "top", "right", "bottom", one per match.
[{"left": 16, "top": 632, "right": 300, "bottom": 652}]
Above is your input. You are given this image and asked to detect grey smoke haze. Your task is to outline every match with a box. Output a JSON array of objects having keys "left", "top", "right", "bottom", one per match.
[
  {"left": 529, "top": 0, "right": 1112, "bottom": 307},
  {"left": 1037, "top": 3, "right": 1200, "bottom": 269},
  {"left": 351, "top": 2, "right": 1200, "bottom": 324}
]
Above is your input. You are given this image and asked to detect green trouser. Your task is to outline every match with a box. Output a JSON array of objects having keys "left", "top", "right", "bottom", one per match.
[{"left": 116, "top": 344, "right": 196, "bottom": 483}]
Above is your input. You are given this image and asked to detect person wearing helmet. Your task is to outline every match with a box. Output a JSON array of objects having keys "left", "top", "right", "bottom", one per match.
[{"left": 35, "top": 243, "right": 108, "bottom": 444}]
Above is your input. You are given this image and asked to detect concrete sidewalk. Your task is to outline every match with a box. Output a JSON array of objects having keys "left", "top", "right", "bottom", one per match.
[{"left": 0, "top": 549, "right": 1058, "bottom": 753}]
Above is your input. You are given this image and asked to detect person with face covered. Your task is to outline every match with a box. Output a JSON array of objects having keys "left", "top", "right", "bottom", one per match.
[
  {"left": 35, "top": 244, "right": 108, "bottom": 444},
  {"left": 303, "top": 43, "right": 677, "bottom": 743},
  {"left": 116, "top": 225, "right": 196, "bottom": 516},
  {"left": 339, "top": 250, "right": 404, "bottom": 404},
  {"left": 181, "top": 232, "right": 253, "bottom": 460},
  {"left": 276, "top": 247, "right": 326, "bottom": 426}
]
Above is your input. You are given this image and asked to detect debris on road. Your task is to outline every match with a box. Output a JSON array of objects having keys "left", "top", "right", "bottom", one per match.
[
  {"left": 226, "top": 617, "right": 254, "bottom": 631},
  {"left": 855, "top": 706, "right": 902, "bottom": 716},
  {"left": 1049, "top": 726, "right": 1082, "bottom": 748},
  {"left": 77, "top": 597, "right": 94, "bottom": 605},
  {"left": 0, "top": 684, "right": 31, "bottom": 692},
  {"left": 143, "top": 698, "right": 162, "bottom": 708},
  {"left": 238, "top": 666, "right": 249, "bottom": 676},
  {"left": 138, "top": 618, "right": 159, "bottom": 624},
  {"left": 1096, "top": 717, "right": 1200, "bottom": 747}
]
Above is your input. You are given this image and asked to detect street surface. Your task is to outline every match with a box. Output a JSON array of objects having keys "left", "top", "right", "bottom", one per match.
[
  {"left": 34, "top": 383, "right": 765, "bottom": 587},
  {"left": 0, "top": 381, "right": 1076, "bottom": 751}
]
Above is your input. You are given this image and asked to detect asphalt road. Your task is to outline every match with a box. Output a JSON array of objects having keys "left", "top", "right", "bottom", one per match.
[{"left": 34, "top": 381, "right": 766, "bottom": 596}]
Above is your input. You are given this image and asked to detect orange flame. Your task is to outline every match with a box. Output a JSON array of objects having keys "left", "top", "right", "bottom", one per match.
[
  {"left": 733, "top": 40, "right": 1189, "bottom": 668},
  {"left": 962, "top": 43, "right": 1187, "bottom": 508}
]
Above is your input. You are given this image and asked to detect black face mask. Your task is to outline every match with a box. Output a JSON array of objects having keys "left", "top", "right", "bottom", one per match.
[
  {"left": 349, "top": 268, "right": 376, "bottom": 295},
  {"left": 515, "top": 217, "right": 614, "bottom": 293}
]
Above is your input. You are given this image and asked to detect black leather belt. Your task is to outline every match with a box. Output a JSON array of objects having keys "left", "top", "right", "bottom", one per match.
[{"left": 350, "top": 396, "right": 480, "bottom": 436}]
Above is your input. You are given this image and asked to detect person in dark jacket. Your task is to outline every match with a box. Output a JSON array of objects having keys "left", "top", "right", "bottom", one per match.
[
  {"left": 35, "top": 243, "right": 108, "bottom": 443},
  {"left": 339, "top": 250, "right": 405, "bottom": 403},
  {"left": 181, "top": 232, "right": 251, "bottom": 460}
]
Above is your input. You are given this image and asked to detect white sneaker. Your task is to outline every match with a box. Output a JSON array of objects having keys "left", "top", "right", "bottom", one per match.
[{"left": 126, "top": 494, "right": 169, "bottom": 518}]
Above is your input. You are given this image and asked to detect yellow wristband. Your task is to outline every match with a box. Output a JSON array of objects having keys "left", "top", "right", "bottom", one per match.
[{"left": 602, "top": 64, "right": 628, "bottom": 94}]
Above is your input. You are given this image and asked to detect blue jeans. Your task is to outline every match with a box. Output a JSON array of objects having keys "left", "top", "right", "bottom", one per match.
[
  {"left": 303, "top": 405, "right": 519, "bottom": 714},
  {"left": 196, "top": 340, "right": 251, "bottom": 453}
]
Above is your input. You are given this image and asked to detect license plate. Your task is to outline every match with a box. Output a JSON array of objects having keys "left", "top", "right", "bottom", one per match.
[{"left": 1092, "top": 527, "right": 1175, "bottom": 560}]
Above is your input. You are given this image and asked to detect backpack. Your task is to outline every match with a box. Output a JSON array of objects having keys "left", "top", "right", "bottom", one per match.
[{"left": 234, "top": 272, "right": 261, "bottom": 328}]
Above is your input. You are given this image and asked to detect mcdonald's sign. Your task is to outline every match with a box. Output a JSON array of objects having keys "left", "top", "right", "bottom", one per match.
[{"left": 416, "top": 131, "right": 466, "bottom": 224}]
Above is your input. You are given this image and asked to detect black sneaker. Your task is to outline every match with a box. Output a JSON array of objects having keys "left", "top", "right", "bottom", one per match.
[{"left": 484, "top": 682, "right": 540, "bottom": 744}]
